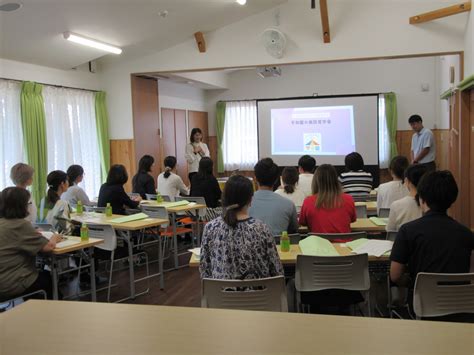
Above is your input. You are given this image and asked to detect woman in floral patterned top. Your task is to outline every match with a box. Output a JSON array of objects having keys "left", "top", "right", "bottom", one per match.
[{"left": 199, "top": 174, "right": 283, "bottom": 280}]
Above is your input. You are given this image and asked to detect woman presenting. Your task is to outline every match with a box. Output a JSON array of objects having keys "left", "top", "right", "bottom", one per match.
[{"left": 185, "top": 128, "right": 210, "bottom": 182}]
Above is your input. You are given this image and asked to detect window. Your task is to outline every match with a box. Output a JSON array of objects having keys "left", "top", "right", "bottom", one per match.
[
  {"left": 378, "top": 95, "right": 390, "bottom": 169},
  {"left": 0, "top": 80, "right": 24, "bottom": 189},
  {"left": 222, "top": 101, "right": 258, "bottom": 171},
  {"left": 43, "top": 86, "right": 101, "bottom": 198}
]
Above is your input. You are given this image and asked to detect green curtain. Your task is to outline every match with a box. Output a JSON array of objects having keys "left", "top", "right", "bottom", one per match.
[
  {"left": 216, "top": 101, "right": 226, "bottom": 173},
  {"left": 20, "top": 82, "right": 48, "bottom": 208},
  {"left": 384, "top": 92, "right": 398, "bottom": 159},
  {"left": 95, "top": 91, "right": 110, "bottom": 182}
]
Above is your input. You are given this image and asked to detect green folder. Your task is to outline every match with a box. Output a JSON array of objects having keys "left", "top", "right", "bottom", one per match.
[
  {"left": 156, "top": 200, "right": 190, "bottom": 208},
  {"left": 109, "top": 213, "right": 149, "bottom": 224},
  {"left": 299, "top": 236, "right": 340, "bottom": 256},
  {"left": 369, "top": 217, "right": 388, "bottom": 226}
]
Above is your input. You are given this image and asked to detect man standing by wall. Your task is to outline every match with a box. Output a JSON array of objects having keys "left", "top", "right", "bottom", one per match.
[{"left": 409, "top": 114, "right": 436, "bottom": 171}]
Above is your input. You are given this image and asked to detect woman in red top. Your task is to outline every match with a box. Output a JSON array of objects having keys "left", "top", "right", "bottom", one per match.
[{"left": 299, "top": 164, "right": 356, "bottom": 234}]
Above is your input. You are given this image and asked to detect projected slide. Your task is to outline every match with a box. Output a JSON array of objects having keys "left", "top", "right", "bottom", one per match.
[{"left": 271, "top": 106, "right": 355, "bottom": 156}]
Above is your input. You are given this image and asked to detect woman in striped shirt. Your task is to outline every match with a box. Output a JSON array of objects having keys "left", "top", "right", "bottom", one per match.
[{"left": 339, "top": 152, "right": 373, "bottom": 197}]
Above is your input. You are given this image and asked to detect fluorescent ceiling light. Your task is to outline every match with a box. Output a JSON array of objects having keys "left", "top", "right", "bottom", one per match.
[
  {"left": 236, "top": 0, "right": 246, "bottom": 5},
  {"left": 63, "top": 32, "right": 122, "bottom": 55}
]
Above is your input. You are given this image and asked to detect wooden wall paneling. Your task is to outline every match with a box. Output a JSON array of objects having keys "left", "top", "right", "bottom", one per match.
[
  {"left": 175, "top": 109, "right": 189, "bottom": 185},
  {"left": 188, "top": 111, "right": 209, "bottom": 143},
  {"left": 470, "top": 90, "right": 474, "bottom": 229},
  {"left": 131, "top": 75, "right": 161, "bottom": 182},
  {"left": 110, "top": 139, "right": 136, "bottom": 193},
  {"left": 208, "top": 136, "right": 218, "bottom": 176},
  {"left": 458, "top": 91, "right": 471, "bottom": 226},
  {"left": 395, "top": 130, "right": 413, "bottom": 161}
]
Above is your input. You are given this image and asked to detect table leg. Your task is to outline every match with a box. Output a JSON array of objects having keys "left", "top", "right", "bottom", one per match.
[
  {"left": 125, "top": 230, "right": 136, "bottom": 299},
  {"left": 89, "top": 247, "right": 97, "bottom": 302},
  {"left": 51, "top": 255, "right": 59, "bottom": 300},
  {"left": 159, "top": 234, "right": 164, "bottom": 289},
  {"left": 172, "top": 212, "right": 178, "bottom": 269}
]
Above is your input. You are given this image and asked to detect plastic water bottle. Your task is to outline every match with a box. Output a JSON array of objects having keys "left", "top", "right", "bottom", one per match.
[
  {"left": 105, "top": 202, "right": 112, "bottom": 217},
  {"left": 280, "top": 231, "right": 290, "bottom": 252},
  {"left": 156, "top": 192, "right": 163, "bottom": 203},
  {"left": 80, "top": 223, "right": 89, "bottom": 242},
  {"left": 76, "top": 200, "right": 83, "bottom": 215}
]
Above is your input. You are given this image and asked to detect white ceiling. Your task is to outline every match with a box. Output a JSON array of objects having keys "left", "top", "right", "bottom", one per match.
[{"left": 0, "top": 0, "right": 287, "bottom": 70}]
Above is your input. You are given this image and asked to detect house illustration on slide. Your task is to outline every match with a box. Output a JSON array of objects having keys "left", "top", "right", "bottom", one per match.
[{"left": 304, "top": 134, "right": 321, "bottom": 152}]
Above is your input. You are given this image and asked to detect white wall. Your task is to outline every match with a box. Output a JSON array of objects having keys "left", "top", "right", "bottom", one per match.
[
  {"left": 435, "top": 55, "right": 461, "bottom": 129},
  {"left": 465, "top": 10, "right": 473, "bottom": 76},
  {"left": 0, "top": 58, "right": 102, "bottom": 91},
  {"left": 100, "top": 0, "right": 467, "bottom": 139},
  {"left": 206, "top": 57, "right": 440, "bottom": 134}
]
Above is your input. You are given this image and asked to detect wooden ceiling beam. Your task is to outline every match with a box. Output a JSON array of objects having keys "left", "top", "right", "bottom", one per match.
[
  {"left": 194, "top": 32, "right": 206, "bottom": 53},
  {"left": 319, "top": 0, "right": 330, "bottom": 43},
  {"left": 409, "top": 1, "right": 471, "bottom": 24}
]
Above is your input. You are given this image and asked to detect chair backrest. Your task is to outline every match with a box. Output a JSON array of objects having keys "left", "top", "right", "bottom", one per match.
[
  {"left": 33, "top": 223, "right": 54, "bottom": 231},
  {"left": 201, "top": 276, "right": 288, "bottom": 312},
  {"left": 295, "top": 254, "right": 370, "bottom": 292},
  {"left": 87, "top": 224, "right": 117, "bottom": 251},
  {"left": 308, "top": 231, "right": 367, "bottom": 242},
  {"left": 386, "top": 231, "right": 398, "bottom": 242},
  {"left": 175, "top": 196, "right": 207, "bottom": 217},
  {"left": 355, "top": 205, "right": 367, "bottom": 219},
  {"left": 145, "top": 194, "right": 157, "bottom": 200},
  {"left": 378, "top": 208, "right": 390, "bottom": 218},
  {"left": 413, "top": 272, "right": 474, "bottom": 318},
  {"left": 274, "top": 233, "right": 301, "bottom": 245},
  {"left": 140, "top": 205, "right": 169, "bottom": 227}
]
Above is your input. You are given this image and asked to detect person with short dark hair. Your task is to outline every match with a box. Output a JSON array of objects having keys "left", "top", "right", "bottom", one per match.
[
  {"left": 390, "top": 171, "right": 474, "bottom": 313},
  {"left": 275, "top": 167, "right": 305, "bottom": 213},
  {"left": 377, "top": 156, "right": 409, "bottom": 214},
  {"left": 299, "top": 164, "right": 356, "bottom": 236},
  {"left": 185, "top": 128, "right": 210, "bottom": 183},
  {"left": 98, "top": 165, "right": 141, "bottom": 215},
  {"left": 297, "top": 155, "right": 316, "bottom": 197},
  {"left": 157, "top": 156, "right": 189, "bottom": 200},
  {"left": 200, "top": 175, "right": 283, "bottom": 280},
  {"left": 190, "top": 157, "right": 221, "bottom": 208},
  {"left": 339, "top": 152, "right": 373, "bottom": 196},
  {"left": 0, "top": 187, "right": 62, "bottom": 300},
  {"left": 10, "top": 163, "right": 36, "bottom": 223},
  {"left": 61, "top": 165, "right": 93, "bottom": 206},
  {"left": 45, "top": 170, "right": 72, "bottom": 234},
  {"left": 248, "top": 158, "right": 298, "bottom": 235},
  {"left": 386, "top": 164, "right": 427, "bottom": 232},
  {"left": 409, "top": 114, "right": 436, "bottom": 171},
  {"left": 132, "top": 155, "right": 156, "bottom": 199}
]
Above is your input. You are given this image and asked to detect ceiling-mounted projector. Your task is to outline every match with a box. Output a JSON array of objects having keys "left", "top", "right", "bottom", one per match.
[{"left": 257, "top": 66, "right": 282, "bottom": 78}]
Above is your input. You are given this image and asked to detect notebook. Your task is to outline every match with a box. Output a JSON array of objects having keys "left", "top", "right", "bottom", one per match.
[
  {"left": 109, "top": 213, "right": 149, "bottom": 224},
  {"left": 369, "top": 217, "right": 389, "bottom": 226},
  {"left": 298, "top": 236, "right": 340, "bottom": 256}
]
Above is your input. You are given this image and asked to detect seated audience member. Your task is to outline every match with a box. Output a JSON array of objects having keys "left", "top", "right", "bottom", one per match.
[
  {"left": 339, "top": 152, "right": 373, "bottom": 197},
  {"left": 386, "top": 164, "right": 427, "bottom": 232},
  {"left": 299, "top": 164, "right": 356, "bottom": 235},
  {"left": 200, "top": 174, "right": 283, "bottom": 279},
  {"left": 157, "top": 156, "right": 189, "bottom": 200},
  {"left": 61, "top": 165, "right": 93, "bottom": 206},
  {"left": 10, "top": 163, "right": 37, "bottom": 223},
  {"left": 390, "top": 171, "right": 474, "bottom": 316},
  {"left": 190, "top": 157, "right": 221, "bottom": 208},
  {"left": 0, "top": 187, "right": 62, "bottom": 300},
  {"left": 297, "top": 155, "right": 316, "bottom": 197},
  {"left": 132, "top": 155, "right": 156, "bottom": 199},
  {"left": 377, "top": 156, "right": 409, "bottom": 214},
  {"left": 98, "top": 165, "right": 141, "bottom": 215},
  {"left": 275, "top": 167, "right": 306, "bottom": 213},
  {"left": 249, "top": 158, "right": 298, "bottom": 235},
  {"left": 45, "top": 170, "right": 72, "bottom": 234}
]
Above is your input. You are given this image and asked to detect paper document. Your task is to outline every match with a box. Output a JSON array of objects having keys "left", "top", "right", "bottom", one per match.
[
  {"left": 40, "top": 231, "right": 54, "bottom": 240},
  {"left": 188, "top": 248, "right": 201, "bottom": 257},
  {"left": 109, "top": 213, "right": 149, "bottom": 224},
  {"left": 352, "top": 240, "right": 393, "bottom": 257},
  {"left": 345, "top": 238, "right": 369, "bottom": 250},
  {"left": 299, "top": 236, "right": 340, "bottom": 256},
  {"left": 369, "top": 217, "right": 388, "bottom": 226},
  {"left": 56, "top": 240, "right": 81, "bottom": 249}
]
